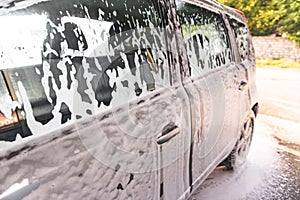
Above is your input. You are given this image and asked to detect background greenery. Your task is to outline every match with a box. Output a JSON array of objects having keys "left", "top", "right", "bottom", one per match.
[
  {"left": 256, "top": 59, "right": 300, "bottom": 69},
  {"left": 218, "top": 0, "right": 300, "bottom": 45}
]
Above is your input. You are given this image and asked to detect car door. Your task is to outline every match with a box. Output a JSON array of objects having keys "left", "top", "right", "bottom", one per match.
[
  {"left": 0, "top": 1, "right": 192, "bottom": 199},
  {"left": 226, "top": 14, "right": 257, "bottom": 117},
  {"left": 175, "top": 0, "right": 242, "bottom": 190}
]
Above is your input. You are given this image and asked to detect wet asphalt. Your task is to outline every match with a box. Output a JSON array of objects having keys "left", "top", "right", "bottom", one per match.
[{"left": 244, "top": 150, "right": 300, "bottom": 200}]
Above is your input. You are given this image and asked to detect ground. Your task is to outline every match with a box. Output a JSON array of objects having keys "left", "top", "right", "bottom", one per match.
[{"left": 190, "top": 67, "right": 300, "bottom": 200}]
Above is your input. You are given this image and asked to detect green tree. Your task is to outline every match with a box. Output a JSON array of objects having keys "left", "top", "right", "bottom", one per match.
[
  {"left": 276, "top": 0, "right": 300, "bottom": 44},
  {"left": 218, "top": 0, "right": 300, "bottom": 45}
]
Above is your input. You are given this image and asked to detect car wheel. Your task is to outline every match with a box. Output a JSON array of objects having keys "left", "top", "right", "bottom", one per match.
[{"left": 223, "top": 111, "right": 255, "bottom": 170}]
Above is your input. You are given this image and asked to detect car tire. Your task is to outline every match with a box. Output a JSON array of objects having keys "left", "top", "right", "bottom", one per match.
[{"left": 222, "top": 111, "right": 255, "bottom": 170}]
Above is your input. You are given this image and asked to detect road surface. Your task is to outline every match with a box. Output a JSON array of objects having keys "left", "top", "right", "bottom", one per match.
[{"left": 190, "top": 67, "right": 300, "bottom": 200}]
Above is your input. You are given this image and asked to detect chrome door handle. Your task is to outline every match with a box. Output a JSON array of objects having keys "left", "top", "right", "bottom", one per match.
[
  {"left": 157, "top": 125, "right": 180, "bottom": 145},
  {"left": 239, "top": 80, "right": 248, "bottom": 91}
]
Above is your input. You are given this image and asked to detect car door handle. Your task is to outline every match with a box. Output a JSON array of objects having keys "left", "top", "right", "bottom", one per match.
[
  {"left": 239, "top": 80, "right": 248, "bottom": 91},
  {"left": 157, "top": 124, "right": 180, "bottom": 145}
]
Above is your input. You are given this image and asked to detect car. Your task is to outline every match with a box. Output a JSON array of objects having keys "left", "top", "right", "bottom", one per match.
[{"left": 0, "top": 0, "right": 258, "bottom": 199}]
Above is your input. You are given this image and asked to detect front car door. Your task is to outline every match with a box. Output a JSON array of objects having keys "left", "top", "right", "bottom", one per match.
[{"left": 0, "top": 0, "right": 191, "bottom": 199}]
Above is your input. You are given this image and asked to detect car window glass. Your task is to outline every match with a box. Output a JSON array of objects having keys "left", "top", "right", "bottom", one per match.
[
  {"left": 0, "top": 0, "right": 170, "bottom": 141},
  {"left": 228, "top": 17, "right": 251, "bottom": 62},
  {"left": 0, "top": 73, "right": 20, "bottom": 134},
  {"left": 176, "top": 0, "right": 232, "bottom": 77},
  {"left": 0, "top": 74, "right": 14, "bottom": 120}
]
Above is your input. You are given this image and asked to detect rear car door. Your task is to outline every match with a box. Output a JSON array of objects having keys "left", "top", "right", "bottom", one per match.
[
  {"left": 175, "top": 0, "right": 242, "bottom": 189},
  {"left": 0, "top": 1, "right": 191, "bottom": 199},
  {"left": 226, "top": 14, "right": 258, "bottom": 117}
]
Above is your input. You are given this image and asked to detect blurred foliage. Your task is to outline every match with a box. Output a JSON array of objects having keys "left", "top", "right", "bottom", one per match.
[{"left": 218, "top": 0, "right": 300, "bottom": 45}]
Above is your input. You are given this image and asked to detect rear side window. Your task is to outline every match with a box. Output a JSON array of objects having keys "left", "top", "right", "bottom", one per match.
[
  {"left": 176, "top": 1, "right": 232, "bottom": 77},
  {"left": 228, "top": 17, "right": 251, "bottom": 62}
]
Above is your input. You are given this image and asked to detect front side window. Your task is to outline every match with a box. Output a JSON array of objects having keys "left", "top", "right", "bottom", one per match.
[
  {"left": 0, "top": 73, "right": 19, "bottom": 130},
  {"left": 176, "top": 1, "right": 232, "bottom": 77},
  {"left": 0, "top": 0, "right": 170, "bottom": 137}
]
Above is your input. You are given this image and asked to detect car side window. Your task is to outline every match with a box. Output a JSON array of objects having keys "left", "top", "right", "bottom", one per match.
[
  {"left": 0, "top": 74, "right": 10, "bottom": 118},
  {"left": 0, "top": 0, "right": 170, "bottom": 136},
  {"left": 0, "top": 71, "right": 20, "bottom": 131},
  {"left": 176, "top": 1, "right": 232, "bottom": 77},
  {"left": 228, "top": 17, "right": 251, "bottom": 62},
  {"left": 0, "top": 73, "right": 18, "bottom": 129}
]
